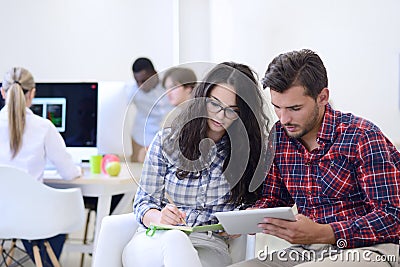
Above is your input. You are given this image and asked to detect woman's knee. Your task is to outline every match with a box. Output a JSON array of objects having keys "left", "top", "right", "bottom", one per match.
[
  {"left": 162, "top": 230, "right": 192, "bottom": 245},
  {"left": 123, "top": 234, "right": 156, "bottom": 266}
]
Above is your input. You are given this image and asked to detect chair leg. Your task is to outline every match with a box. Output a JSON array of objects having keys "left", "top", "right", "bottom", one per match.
[
  {"left": 5, "top": 239, "right": 16, "bottom": 266},
  {"left": 44, "top": 241, "right": 61, "bottom": 267},
  {"left": 80, "top": 208, "right": 92, "bottom": 267},
  {"left": 33, "top": 244, "right": 43, "bottom": 267}
]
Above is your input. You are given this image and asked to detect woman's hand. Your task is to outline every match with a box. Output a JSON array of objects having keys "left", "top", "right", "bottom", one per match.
[
  {"left": 142, "top": 205, "right": 186, "bottom": 227},
  {"left": 159, "top": 204, "right": 187, "bottom": 225}
]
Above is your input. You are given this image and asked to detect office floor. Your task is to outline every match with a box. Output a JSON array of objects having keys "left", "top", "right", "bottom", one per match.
[
  {"left": 5, "top": 234, "right": 290, "bottom": 267},
  {"left": 4, "top": 211, "right": 95, "bottom": 267},
  {"left": 5, "top": 205, "right": 133, "bottom": 267},
  {"left": 4, "top": 207, "right": 290, "bottom": 267},
  {"left": 59, "top": 210, "right": 97, "bottom": 267}
]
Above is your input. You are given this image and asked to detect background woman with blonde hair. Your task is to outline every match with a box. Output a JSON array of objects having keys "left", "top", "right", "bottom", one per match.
[{"left": 0, "top": 67, "right": 80, "bottom": 266}]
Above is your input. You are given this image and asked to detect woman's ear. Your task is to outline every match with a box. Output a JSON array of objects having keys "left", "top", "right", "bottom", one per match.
[
  {"left": 25, "top": 88, "right": 36, "bottom": 107},
  {"left": 29, "top": 88, "right": 36, "bottom": 100},
  {"left": 1, "top": 87, "right": 5, "bottom": 100}
]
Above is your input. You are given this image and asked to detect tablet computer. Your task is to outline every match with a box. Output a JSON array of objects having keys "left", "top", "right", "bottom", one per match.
[{"left": 214, "top": 204, "right": 298, "bottom": 235}]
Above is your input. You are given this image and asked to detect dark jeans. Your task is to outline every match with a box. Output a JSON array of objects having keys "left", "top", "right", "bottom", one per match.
[{"left": 22, "top": 234, "right": 65, "bottom": 267}]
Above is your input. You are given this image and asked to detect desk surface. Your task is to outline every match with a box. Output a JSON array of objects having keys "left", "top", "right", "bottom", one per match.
[
  {"left": 43, "top": 162, "right": 143, "bottom": 185},
  {"left": 44, "top": 162, "right": 142, "bottom": 197}
]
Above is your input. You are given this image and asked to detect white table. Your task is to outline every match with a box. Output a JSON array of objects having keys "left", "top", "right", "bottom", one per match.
[{"left": 44, "top": 162, "right": 142, "bottom": 256}]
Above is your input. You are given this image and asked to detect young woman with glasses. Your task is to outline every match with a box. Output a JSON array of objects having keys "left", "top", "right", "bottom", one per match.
[{"left": 123, "top": 62, "right": 273, "bottom": 267}]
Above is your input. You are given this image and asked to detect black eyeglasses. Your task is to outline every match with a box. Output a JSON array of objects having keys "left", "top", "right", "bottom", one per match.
[{"left": 206, "top": 97, "right": 239, "bottom": 120}]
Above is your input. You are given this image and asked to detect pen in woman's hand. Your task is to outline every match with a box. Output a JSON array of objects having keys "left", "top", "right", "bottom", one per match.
[{"left": 165, "top": 192, "right": 187, "bottom": 225}]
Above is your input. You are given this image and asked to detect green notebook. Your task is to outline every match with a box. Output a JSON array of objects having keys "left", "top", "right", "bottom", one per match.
[{"left": 146, "top": 223, "right": 224, "bottom": 236}]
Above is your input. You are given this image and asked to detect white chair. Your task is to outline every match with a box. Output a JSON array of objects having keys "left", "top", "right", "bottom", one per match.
[
  {"left": 92, "top": 213, "right": 256, "bottom": 267},
  {"left": 0, "top": 165, "right": 85, "bottom": 267}
]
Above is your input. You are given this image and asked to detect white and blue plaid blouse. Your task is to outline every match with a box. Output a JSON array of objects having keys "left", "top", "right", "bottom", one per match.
[{"left": 133, "top": 129, "right": 236, "bottom": 227}]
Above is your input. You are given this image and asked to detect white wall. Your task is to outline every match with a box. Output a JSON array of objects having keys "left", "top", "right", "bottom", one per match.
[
  {"left": 178, "top": 0, "right": 211, "bottom": 64},
  {"left": 209, "top": 0, "right": 400, "bottom": 145},
  {"left": 0, "top": 0, "right": 175, "bottom": 81},
  {"left": 1, "top": 0, "right": 399, "bottom": 147}
]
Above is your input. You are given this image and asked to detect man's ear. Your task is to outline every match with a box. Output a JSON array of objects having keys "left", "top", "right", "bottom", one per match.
[
  {"left": 318, "top": 88, "right": 329, "bottom": 105},
  {"left": 1, "top": 87, "right": 6, "bottom": 100}
]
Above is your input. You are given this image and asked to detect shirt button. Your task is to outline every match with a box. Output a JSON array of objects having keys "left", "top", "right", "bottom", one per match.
[{"left": 308, "top": 190, "right": 312, "bottom": 195}]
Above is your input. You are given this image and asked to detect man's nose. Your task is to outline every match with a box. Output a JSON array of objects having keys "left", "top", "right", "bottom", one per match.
[{"left": 279, "top": 109, "right": 291, "bottom": 124}]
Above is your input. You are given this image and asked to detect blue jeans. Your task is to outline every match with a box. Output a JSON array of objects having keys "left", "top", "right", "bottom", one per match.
[{"left": 22, "top": 234, "right": 66, "bottom": 267}]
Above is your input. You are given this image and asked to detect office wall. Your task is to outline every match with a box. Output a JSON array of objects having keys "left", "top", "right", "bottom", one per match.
[
  {"left": 0, "top": 0, "right": 175, "bottom": 81},
  {"left": 1, "top": 0, "right": 399, "bottom": 147},
  {"left": 178, "top": 0, "right": 211, "bottom": 64},
  {"left": 209, "top": 0, "right": 400, "bottom": 145}
]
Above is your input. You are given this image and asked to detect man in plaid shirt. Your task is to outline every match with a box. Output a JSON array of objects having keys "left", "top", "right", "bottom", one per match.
[{"left": 231, "top": 49, "right": 399, "bottom": 266}]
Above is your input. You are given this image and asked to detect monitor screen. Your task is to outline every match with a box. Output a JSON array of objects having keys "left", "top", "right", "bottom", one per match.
[
  {"left": 0, "top": 82, "right": 98, "bottom": 148},
  {"left": 34, "top": 82, "right": 98, "bottom": 148},
  {"left": 31, "top": 97, "right": 67, "bottom": 132}
]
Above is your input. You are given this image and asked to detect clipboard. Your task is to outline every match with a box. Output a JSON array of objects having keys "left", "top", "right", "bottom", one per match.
[{"left": 214, "top": 204, "right": 298, "bottom": 235}]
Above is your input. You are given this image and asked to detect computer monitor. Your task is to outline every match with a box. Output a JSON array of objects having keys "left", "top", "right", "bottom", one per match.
[{"left": 0, "top": 82, "right": 98, "bottom": 164}]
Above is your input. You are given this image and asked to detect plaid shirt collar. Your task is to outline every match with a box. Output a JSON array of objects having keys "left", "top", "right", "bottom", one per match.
[
  {"left": 286, "top": 103, "right": 337, "bottom": 148},
  {"left": 215, "top": 134, "right": 228, "bottom": 153},
  {"left": 317, "top": 103, "right": 337, "bottom": 143}
]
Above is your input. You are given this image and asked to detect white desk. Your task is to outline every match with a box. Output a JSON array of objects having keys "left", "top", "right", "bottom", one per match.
[{"left": 44, "top": 162, "right": 142, "bottom": 256}]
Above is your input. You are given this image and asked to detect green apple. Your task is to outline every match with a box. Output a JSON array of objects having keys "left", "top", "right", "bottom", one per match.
[{"left": 105, "top": 161, "right": 121, "bottom": 176}]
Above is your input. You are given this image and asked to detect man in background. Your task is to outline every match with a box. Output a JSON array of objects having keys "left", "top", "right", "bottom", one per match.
[{"left": 126, "top": 57, "right": 171, "bottom": 162}]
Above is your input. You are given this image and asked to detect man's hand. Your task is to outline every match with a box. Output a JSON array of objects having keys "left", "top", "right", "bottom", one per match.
[{"left": 257, "top": 214, "right": 336, "bottom": 244}]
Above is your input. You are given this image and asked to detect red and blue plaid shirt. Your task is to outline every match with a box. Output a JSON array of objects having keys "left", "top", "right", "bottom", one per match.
[{"left": 256, "top": 104, "right": 400, "bottom": 248}]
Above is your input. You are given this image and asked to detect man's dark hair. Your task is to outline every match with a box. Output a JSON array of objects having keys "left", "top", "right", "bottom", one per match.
[
  {"left": 261, "top": 49, "right": 328, "bottom": 100},
  {"left": 132, "top": 57, "right": 155, "bottom": 73}
]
